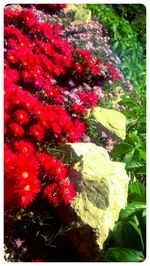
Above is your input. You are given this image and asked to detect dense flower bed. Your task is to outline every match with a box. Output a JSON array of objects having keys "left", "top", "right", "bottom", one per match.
[
  {"left": 4, "top": 5, "right": 146, "bottom": 263},
  {"left": 4, "top": 5, "right": 123, "bottom": 210}
]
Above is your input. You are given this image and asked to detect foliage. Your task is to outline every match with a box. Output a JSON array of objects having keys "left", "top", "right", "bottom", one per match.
[
  {"left": 87, "top": 4, "right": 146, "bottom": 89},
  {"left": 87, "top": 4, "right": 146, "bottom": 262},
  {"left": 103, "top": 182, "right": 146, "bottom": 262},
  {"left": 112, "top": 4, "right": 146, "bottom": 48},
  {"left": 111, "top": 95, "right": 146, "bottom": 183},
  {"left": 87, "top": 4, "right": 146, "bottom": 183}
]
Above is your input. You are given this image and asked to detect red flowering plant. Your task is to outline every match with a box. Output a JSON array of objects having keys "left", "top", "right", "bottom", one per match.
[
  {"left": 4, "top": 4, "right": 126, "bottom": 262},
  {"left": 4, "top": 5, "right": 122, "bottom": 209},
  {"left": 4, "top": 6, "right": 106, "bottom": 210}
]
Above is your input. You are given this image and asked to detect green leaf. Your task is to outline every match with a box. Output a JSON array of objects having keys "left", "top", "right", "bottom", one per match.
[
  {"left": 138, "top": 149, "right": 146, "bottom": 161},
  {"left": 129, "top": 220, "right": 144, "bottom": 250},
  {"left": 129, "top": 182, "right": 146, "bottom": 202},
  {"left": 128, "top": 131, "right": 141, "bottom": 145},
  {"left": 142, "top": 209, "right": 146, "bottom": 217},
  {"left": 112, "top": 41, "right": 119, "bottom": 50},
  {"left": 120, "top": 202, "right": 146, "bottom": 220},
  {"left": 126, "top": 160, "right": 144, "bottom": 170},
  {"left": 103, "top": 248, "right": 144, "bottom": 262},
  {"left": 124, "top": 149, "right": 145, "bottom": 169},
  {"left": 111, "top": 220, "right": 144, "bottom": 250},
  {"left": 111, "top": 143, "right": 133, "bottom": 157},
  {"left": 124, "top": 150, "right": 135, "bottom": 165}
]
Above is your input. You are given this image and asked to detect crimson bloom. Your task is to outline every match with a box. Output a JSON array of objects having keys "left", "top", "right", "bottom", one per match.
[
  {"left": 14, "top": 109, "right": 30, "bottom": 125},
  {"left": 107, "top": 63, "right": 120, "bottom": 81},
  {"left": 29, "top": 122, "right": 46, "bottom": 141},
  {"left": 9, "top": 122, "right": 24, "bottom": 137}
]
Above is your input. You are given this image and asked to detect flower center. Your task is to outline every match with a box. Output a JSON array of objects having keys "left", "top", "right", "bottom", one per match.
[
  {"left": 24, "top": 185, "right": 30, "bottom": 191},
  {"left": 56, "top": 168, "right": 61, "bottom": 174},
  {"left": 19, "top": 114, "right": 24, "bottom": 119},
  {"left": 22, "top": 171, "right": 29, "bottom": 178}
]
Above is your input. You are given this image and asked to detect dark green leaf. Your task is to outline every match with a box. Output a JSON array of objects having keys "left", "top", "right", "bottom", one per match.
[
  {"left": 129, "top": 182, "right": 146, "bottom": 202},
  {"left": 129, "top": 220, "right": 144, "bottom": 250},
  {"left": 103, "top": 248, "right": 144, "bottom": 262},
  {"left": 111, "top": 220, "right": 144, "bottom": 250},
  {"left": 111, "top": 143, "right": 133, "bottom": 157}
]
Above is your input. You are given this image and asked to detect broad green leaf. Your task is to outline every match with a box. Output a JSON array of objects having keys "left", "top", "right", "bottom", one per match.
[
  {"left": 129, "top": 182, "right": 146, "bottom": 202},
  {"left": 138, "top": 149, "right": 146, "bottom": 161},
  {"left": 128, "top": 215, "right": 144, "bottom": 251},
  {"left": 111, "top": 220, "right": 144, "bottom": 250},
  {"left": 124, "top": 150, "right": 135, "bottom": 165},
  {"left": 120, "top": 202, "right": 146, "bottom": 220},
  {"left": 103, "top": 248, "right": 144, "bottom": 262},
  {"left": 111, "top": 143, "right": 133, "bottom": 157},
  {"left": 128, "top": 131, "right": 141, "bottom": 145},
  {"left": 126, "top": 160, "right": 144, "bottom": 170}
]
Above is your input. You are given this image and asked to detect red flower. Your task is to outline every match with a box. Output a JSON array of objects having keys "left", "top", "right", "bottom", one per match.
[
  {"left": 44, "top": 179, "right": 76, "bottom": 206},
  {"left": 4, "top": 148, "right": 41, "bottom": 207},
  {"left": 14, "top": 155, "right": 39, "bottom": 183},
  {"left": 71, "top": 103, "right": 87, "bottom": 116},
  {"left": 29, "top": 122, "right": 46, "bottom": 141},
  {"left": 44, "top": 183, "right": 60, "bottom": 206},
  {"left": 96, "top": 58, "right": 103, "bottom": 66},
  {"left": 7, "top": 50, "right": 19, "bottom": 64},
  {"left": 68, "top": 119, "right": 86, "bottom": 142},
  {"left": 36, "top": 152, "right": 68, "bottom": 181},
  {"left": 12, "top": 154, "right": 41, "bottom": 207},
  {"left": 59, "top": 179, "right": 76, "bottom": 205},
  {"left": 4, "top": 144, "right": 17, "bottom": 177},
  {"left": 36, "top": 152, "right": 55, "bottom": 173},
  {"left": 44, "top": 84, "right": 64, "bottom": 103},
  {"left": 9, "top": 122, "right": 24, "bottom": 137},
  {"left": 13, "top": 140, "right": 35, "bottom": 155},
  {"left": 80, "top": 92, "right": 98, "bottom": 108},
  {"left": 14, "top": 109, "right": 30, "bottom": 125},
  {"left": 16, "top": 178, "right": 41, "bottom": 208},
  {"left": 107, "top": 63, "right": 120, "bottom": 81},
  {"left": 22, "top": 70, "right": 32, "bottom": 83},
  {"left": 75, "top": 63, "right": 84, "bottom": 73}
]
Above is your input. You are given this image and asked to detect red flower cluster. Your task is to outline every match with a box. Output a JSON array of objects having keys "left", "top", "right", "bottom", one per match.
[
  {"left": 74, "top": 48, "right": 100, "bottom": 75},
  {"left": 4, "top": 6, "right": 120, "bottom": 209},
  {"left": 4, "top": 7, "right": 86, "bottom": 208},
  {"left": 79, "top": 92, "right": 98, "bottom": 108},
  {"left": 107, "top": 63, "right": 120, "bottom": 81},
  {"left": 4, "top": 142, "right": 76, "bottom": 208}
]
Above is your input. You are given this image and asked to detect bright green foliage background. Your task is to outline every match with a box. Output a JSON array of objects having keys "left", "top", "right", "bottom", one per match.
[{"left": 87, "top": 4, "right": 146, "bottom": 262}]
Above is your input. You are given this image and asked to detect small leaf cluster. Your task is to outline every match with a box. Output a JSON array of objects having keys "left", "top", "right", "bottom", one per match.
[{"left": 103, "top": 182, "right": 146, "bottom": 262}]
